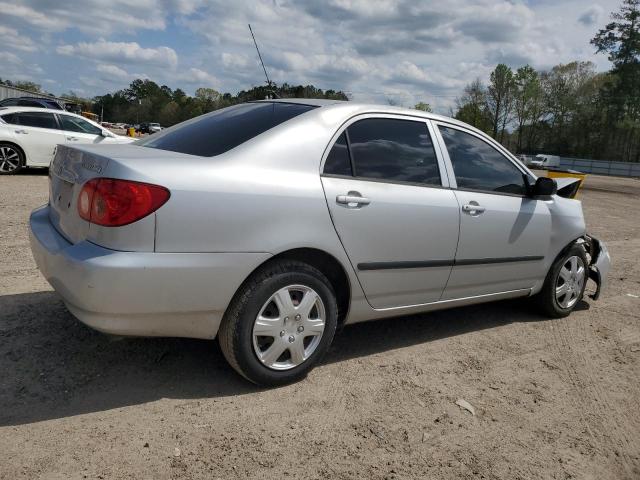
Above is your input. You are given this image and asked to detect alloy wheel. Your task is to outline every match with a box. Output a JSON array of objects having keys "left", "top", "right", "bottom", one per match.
[
  {"left": 0, "top": 146, "right": 21, "bottom": 173},
  {"left": 252, "top": 284, "right": 326, "bottom": 371},
  {"left": 555, "top": 255, "right": 586, "bottom": 309}
]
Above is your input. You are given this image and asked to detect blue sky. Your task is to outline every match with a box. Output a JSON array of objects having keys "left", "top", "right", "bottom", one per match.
[{"left": 0, "top": 0, "right": 621, "bottom": 113}]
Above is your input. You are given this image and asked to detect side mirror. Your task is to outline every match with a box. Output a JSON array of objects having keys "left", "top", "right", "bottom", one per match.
[
  {"left": 531, "top": 177, "right": 557, "bottom": 197},
  {"left": 100, "top": 129, "right": 113, "bottom": 138}
]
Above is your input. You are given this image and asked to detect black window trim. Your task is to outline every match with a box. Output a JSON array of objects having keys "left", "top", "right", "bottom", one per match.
[
  {"left": 320, "top": 113, "right": 449, "bottom": 189},
  {"left": 433, "top": 120, "right": 534, "bottom": 199}
]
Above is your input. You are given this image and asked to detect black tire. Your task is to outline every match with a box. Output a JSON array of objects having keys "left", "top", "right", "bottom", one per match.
[
  {"left": 218, "top": 259, "right": 338, "bottom": 386},
  {"left": 535, "top": 243, "right": 588, "bottom": 318},
  {"left": 0, "top": 143, "right": 24, "bottom": 175}
]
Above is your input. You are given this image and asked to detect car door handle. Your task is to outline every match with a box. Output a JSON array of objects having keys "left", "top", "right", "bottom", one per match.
[
  {"left": 462, "top": 203, "right": 486, "bottom": 215},
  {"left": 66, "top": 136, "right": 78, "bottom": 141},
  {"left": 336, "top": 193, "right": 371, "bottom": 206},
  {"left": 14, "top": 129, "right": 28, "bottom": 134}
]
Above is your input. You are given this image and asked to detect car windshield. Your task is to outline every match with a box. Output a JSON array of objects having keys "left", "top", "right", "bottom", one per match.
[{"left": 137, "top": 102, "right": 317, "bottom": 157}]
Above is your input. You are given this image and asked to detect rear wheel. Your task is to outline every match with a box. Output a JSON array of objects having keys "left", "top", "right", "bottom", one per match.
[
  {"left": 536, "top": 244, "right": 587, "bottom": 318},
  {"left": 218, "top": 260, "right": 338, "bottom": 386},
  {"left": 0, "top": 143, "right": 24, "bottom": 175}
]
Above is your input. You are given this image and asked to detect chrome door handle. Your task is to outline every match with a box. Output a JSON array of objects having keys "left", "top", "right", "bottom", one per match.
[
  {"left": 462, "top": 203, "right": 486, "bottom": 215},
  {"left": 336, "top": 194, "right": 371, "bottom": 206},
  {"left": 15, "top": 129, "right": 28, "bottom": 134},
  {"left": 66, "top": 136, "right": 78, "bottom": 141}
]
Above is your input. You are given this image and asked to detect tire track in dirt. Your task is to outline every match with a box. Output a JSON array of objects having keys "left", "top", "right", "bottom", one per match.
[{"left": 546, "top": 308, "right": 640, "bottom": 478}]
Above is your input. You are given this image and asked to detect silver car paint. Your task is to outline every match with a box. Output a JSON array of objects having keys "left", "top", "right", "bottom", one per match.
[{"left": 30, "top": 100, "right": 606, "bottom": 339}]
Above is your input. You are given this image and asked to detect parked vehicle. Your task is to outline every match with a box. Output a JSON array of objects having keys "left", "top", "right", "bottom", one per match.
[
  {"left": 139, "top": 122, "right": 163, "bottom": 134},
  {"left": 529, "top": 154, "right": 560, "bottom": 169},
  {"left": 29, "top": 100, "right": 610, "bottom": 385},
  {"left": 0, "top": 96, "right": 65, "bottom": 110},
  {"left": 0, "top": 107, "right": 134, "bottom": 174}
]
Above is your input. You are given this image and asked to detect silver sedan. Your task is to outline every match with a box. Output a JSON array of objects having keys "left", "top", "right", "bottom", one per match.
[{"left": 29, "top": 99, "right": 610, "bottom": 385}]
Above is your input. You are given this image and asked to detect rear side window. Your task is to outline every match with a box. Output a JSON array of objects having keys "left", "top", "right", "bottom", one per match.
[
  {"left": 323, "top": 132, "right": 352, "bottom": 176},
  {"left": 138, "top": 102, "right": 317, "bottom": 157},
  {"left": 1, "top": 113, "right": 17, "bottom": 124},
  {"left": 347, "top": 118, "right": 441, "bottom": 185},
  {"left": 439, "top": 126, "right": 526, "bottom": 195},
  {"left": 12, "top": 112, "right": 58, "bottom": 129}
]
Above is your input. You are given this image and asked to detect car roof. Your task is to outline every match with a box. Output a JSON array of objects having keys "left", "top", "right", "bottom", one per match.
[
  {"left": 254, "top": 98, "right": 470, "bottom": 128},
  {"left": 0, "top": 106, "right": 73, "bottom": 114},
  {"left": 254, "top": 98, "right": 345, "bottom": 107}
]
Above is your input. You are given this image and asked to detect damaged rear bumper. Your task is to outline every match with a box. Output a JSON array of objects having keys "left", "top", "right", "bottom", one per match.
[{"left": 585, "top": 235, "right": 610, "bottom": 300}]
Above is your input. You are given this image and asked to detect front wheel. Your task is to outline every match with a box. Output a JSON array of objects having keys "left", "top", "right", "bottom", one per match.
[
  {"left": 218, "top": 260, "right": 338, "bottom": 386},
  {"left": 536, "top": 244, "right": 588, "bottom": 318},
  {"left": 0, "top": 143, "right": 24, "bottom": 175}
]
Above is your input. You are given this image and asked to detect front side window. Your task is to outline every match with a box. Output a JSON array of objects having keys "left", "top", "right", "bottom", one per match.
[
  {"left": 439, "top": 126, "right": 526, "bottom": 195},
  {"left": 13, "top": 112, "right": 58, "bottom": 129},
  {"left": 347, "top": 118, "right": 441, "bottom": 185},
  {"left": 59, "top": 115, "right": 102, "bottom": 135},
  {"left": 138, "top": 102, "right": 317, "bottom": 157},
  {"left": 323, "top": 132, "right": 352, "bottom": 176}
]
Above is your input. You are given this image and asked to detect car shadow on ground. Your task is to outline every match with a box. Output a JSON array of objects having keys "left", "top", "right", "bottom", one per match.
[{"left": 0, "top": 290, "right": 567, "bottom": 426}]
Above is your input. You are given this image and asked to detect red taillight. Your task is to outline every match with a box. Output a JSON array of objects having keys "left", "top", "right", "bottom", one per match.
[{"left": 78, "top": 178, "right": 170, "bottom": 227}]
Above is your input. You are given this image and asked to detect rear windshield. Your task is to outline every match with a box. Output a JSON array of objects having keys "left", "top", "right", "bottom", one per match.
[{"left": 138, "top": 102, "right": 317, "bottom": 157}]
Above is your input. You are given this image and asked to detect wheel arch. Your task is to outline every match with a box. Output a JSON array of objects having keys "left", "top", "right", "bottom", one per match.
[{"left": 233, "top": 247, "right": 352, "bottom": 326}]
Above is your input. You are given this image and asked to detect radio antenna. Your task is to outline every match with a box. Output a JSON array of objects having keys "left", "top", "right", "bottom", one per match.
[{"left": 248, "top": 24, "right": 272, "bottom": 88}]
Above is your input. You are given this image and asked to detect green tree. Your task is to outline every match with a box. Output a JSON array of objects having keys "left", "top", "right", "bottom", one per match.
[
  {"left": 414, "top": 102, "right": 432, "bottom": 112},
  {"left": 592, "top": 0, "right": 640, "bottom": 161},
  {"left": 487, "top": 64, "right": 515, "bottom": 141},
  {"left": 513, "top": 65, "right": 543, "bottom": 152},
  {"left": 454, "top": 78, "right": 492, "bottom": 133}
]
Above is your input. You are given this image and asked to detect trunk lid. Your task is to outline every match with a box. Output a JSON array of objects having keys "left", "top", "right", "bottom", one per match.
[{"left": 49, "top": 144, "right": 111, "bottom": 244}]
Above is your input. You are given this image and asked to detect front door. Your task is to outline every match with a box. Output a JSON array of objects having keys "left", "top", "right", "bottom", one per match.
[
  {"left": 321, "top": 116, "right": 460, "bottom": 309},
  {"left": 57, "top": 114, "right": 104, "bottom": 146},
  {"left": 436, "top": 124, "right": 552, "bottom": 299}
]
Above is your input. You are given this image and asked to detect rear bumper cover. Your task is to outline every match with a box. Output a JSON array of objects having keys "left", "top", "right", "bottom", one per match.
[
  {"left": 29, "top": 205, "right": 271, "bottom": 339},
  {"left": 586, "top": 235, "right": 610, "bottom": 300}
]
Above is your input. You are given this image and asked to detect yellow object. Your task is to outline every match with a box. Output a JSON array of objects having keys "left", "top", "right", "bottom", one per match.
[
  {"left": 547, "top": 170, "right": 587, "bottom": 198},
  {"left": 128, "top": 127, "right": 136, "bottom": 137},
  {"left": 81, "top": 111, "right": 99, "bottom": 121}
]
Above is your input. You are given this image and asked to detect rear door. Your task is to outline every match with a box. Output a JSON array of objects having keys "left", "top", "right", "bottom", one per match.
[
  {"left": 321, "top": 115, "right": 460, "bottom": 309},
  {"left": 9, "top": 111, "right": 66, "bottom": 165},
  {"left": 435, "top": 124, "right": 551, "bottom": 299},
  {"left": 57, "top": 113, "right": 104, "bottom": 145}
]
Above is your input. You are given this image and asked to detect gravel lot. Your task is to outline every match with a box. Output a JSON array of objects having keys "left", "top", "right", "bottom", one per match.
[{"left": 1, "top": 169, "right": 639, "bottom": 479}]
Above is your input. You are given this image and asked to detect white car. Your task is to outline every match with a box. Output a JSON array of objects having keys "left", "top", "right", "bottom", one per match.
[
  {"left": 0, "top": 107, "right": 134, "bottom": 174},
  {"left": 529, "top": 154, "right": 560, "bottom": 169},
  {"left": 148, "top": 122, "right": 163, "bottom": 133}
]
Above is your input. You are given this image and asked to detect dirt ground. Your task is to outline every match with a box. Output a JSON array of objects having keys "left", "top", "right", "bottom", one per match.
[{"left": 1, "top": 169, "right": 639, "bottom": 480}]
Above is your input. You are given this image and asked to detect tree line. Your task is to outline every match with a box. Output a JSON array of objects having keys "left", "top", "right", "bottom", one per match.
[
  {"left": 453, "top": 0, "right": 640, "bottom": 162},
  {"left": 92, "top": 82, "right": 348, "bottom": 127}
]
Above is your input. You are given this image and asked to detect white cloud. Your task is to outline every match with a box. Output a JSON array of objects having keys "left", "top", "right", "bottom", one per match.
[
  {"left": 0, "top": 51, "right": 21, "bottom": 64},
  {"left": 0, "top": 26, "right": 37, "bottom": 52},
  {"left": 0, "top": 0, "right": 166, "bottom": 34},
  {"left": 96, "top": 64, "right": 130, "bottom": 79},
  {"left": 57, "top": 41, "right": 178, "bottom": 69},
  {"left": 175, "top": 68, "right": 219, "bottom": 87}
]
